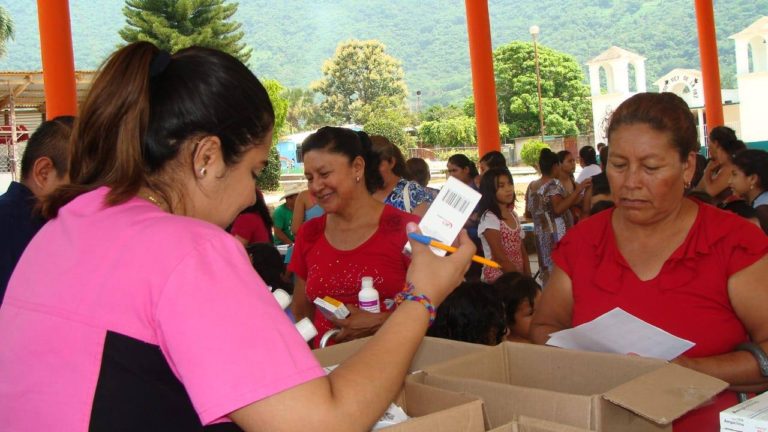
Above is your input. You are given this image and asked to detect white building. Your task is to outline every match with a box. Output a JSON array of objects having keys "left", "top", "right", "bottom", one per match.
[
  {"left": 586, "top": 46, "right": 647, "bottom": 145},
  {"left": 731, "top": 16, "right": 768, "bottom": 146}
]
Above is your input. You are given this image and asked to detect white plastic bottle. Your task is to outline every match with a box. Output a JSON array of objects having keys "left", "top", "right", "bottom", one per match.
[{"left": 358, "top": 276, "right": 381, "bottom": 313}]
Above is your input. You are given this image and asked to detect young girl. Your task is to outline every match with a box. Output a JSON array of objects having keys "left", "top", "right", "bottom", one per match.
[
  {"left": 730, "top": 149, "right": 768, "bottom": 234},
  {"left": 477, "top": 168, "right": 531, "bottom": 283},
  {"left": 493, "top": 272, "right": 542, "bottom": 343}
]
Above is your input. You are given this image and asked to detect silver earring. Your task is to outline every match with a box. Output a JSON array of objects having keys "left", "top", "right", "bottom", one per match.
[
  {"left": 356, "top": 176, "right": 360, "bottom": 183},
  {"left": 199, "top": 167, "right": 207, "bottom": 177}
]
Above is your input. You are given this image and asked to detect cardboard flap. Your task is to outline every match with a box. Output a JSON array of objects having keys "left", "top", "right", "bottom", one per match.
[{"left": 602, "top": 364, "right": 728, "bottom": 424}]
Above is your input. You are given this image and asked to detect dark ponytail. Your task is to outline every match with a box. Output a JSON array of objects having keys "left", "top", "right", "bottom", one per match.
[{"left": 43, "top": 41, "right": 275, "bottom": 219}]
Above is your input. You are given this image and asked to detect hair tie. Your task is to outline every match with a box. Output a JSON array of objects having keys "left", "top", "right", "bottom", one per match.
[{"left": 149, "top": 51, "right": 171, "bottom": 78}]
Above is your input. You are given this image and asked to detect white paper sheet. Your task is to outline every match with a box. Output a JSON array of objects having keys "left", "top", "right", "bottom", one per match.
[{"left": 546, "top": 307, "right": 695, "bottom": 361}]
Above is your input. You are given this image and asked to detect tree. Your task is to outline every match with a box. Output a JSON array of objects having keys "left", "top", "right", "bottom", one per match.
[
  {"left": 494, "top": 41, "right": 591, "bottom": 137},
  {"left": 418, "top": 116, "right": 477, "bottom": 148},
  {"left": 364, "top": 109, "right": 413, "bottom": 153},
  {"left": 520, "top": 140, "right": 550, "bottom": 170},
  {"left": 282, "top": 88, "right": 330, "bottom": 133},
  {"left": 255, "top": 79, "right": 288, "bottom": 191},
  {"left": 119, "top": 0, "right": 251, "bottom": 64},
  {"left": 312, "top": 40, "right": 408, "bottom": 124},
  {"left": 0, "top": 6, "right": 14, "bottom": 59}
]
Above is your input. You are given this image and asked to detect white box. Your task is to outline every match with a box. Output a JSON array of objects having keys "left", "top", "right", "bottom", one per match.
[{"left": 721, "top": 392, "right": 768, "bottom": 432}]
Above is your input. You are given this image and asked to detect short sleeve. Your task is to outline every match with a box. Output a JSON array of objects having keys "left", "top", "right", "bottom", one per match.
[
  {"left": 545, "top": 180, "right": 565, "bottom": 198},
  {"left": 155, "top": 237, "right": 323, "bottom": 424},
  {"left": 723, "top": 220, "right": 768, "bottom": 276},
  {"left": 478, "top": 211, "right": 501, "bottom": 235}
]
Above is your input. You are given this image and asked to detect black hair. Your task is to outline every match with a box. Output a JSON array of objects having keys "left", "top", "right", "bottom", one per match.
[
  {"left": 479, "top": 150, "right": 507, "bottom": 170},
  {"left": 723, "top": 199, "right": 757, "bottom": 220},
  {"left": 598, "top": 145, "right": 609, "bottom": 171},
  {"left": 709, "top": 126, "right": 746, "bottom": 158},
  {"left": 578, "top": 146, "right": 598, "bottom": 166},
  {"left": 245, "top": 243, "right": 292, "bottom": 293},
  {"left": 371, "top": 135, "right": 409, "bottom": 179},
  {"left": 406, "top": 157, "right": 430, "bottom": 187},
  {"left": 20, "top": 116, "right": 74, "bottom": 180},
  {"left": 607, "top": 92, "right": 699, "bottom": 162},
  {"left": 44, "top": 42, "right": 275, "bottom": 217},
  {"left": 447, "top": 153, "right": 479, "bottom": 178},
  {"left": 556, "top": 150, "right": 571, "bottom": 164},
  {"left": 476, "top": 167, "right": 515, "bottom": 221},
  {"left": 538, "top": 148, "right": 560, "bottom": 176},
  {"left": 732, "top": 149, "right": 768, "bottom": 191},
  {"left": 691, "top": 153, "right": 708, "bottom": 190},
  {"left": 493, "top": 272, "right": 541, "bottom": 332},
  {"left": 427, "top": 281, "right": 506, "bottom": 345},
  {"left": 591, "top": 172, "right": 610, "bottom": 196},
  {"left": 301, "top": 127, "right": 384, "bottom": 193}
]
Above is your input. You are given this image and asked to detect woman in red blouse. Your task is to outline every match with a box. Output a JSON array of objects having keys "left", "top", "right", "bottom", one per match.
[
  {"left": 289, "top": 127, "right": 420, "bottom": 347},
  {"left": 531, "top": 92, "right": 768, "bottom": 431}
]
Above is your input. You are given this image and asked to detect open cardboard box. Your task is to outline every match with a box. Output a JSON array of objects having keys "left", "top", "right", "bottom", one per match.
[
  {"left": 380, "top": 381, "right": 485, "bottom": 432},
  {"left": 416, "top": 342, "right": 728, "bottom": 432},
  {"left": 313, "top": 336, "right": 490, "bottom": 373},
  {"left": 488, "top": 416, "right": 593, "bottom": 432}
]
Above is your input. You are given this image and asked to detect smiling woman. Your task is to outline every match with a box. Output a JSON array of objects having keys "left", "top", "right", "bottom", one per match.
[
  {"left": 289, "top": 127, "right": 421, "bottom": 348},
  {"left": 531, "top": 92, "right": 768, "bottom": 430}
]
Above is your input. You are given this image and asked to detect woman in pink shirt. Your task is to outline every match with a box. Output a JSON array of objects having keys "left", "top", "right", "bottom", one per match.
[{"left": 0, "top": 42, "right": 474, "bottom": 431}]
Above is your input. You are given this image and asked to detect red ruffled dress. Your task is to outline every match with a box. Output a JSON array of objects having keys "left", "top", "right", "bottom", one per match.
[{"left": 552, "top": 200, "right": 768, "bottom": 431}]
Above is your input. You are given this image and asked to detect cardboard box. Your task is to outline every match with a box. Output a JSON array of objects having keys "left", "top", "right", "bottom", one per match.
[
  {"left": 380, "top": 381, "right": 485, "bottom": 432},
  {"left": 720, "top": 391, "right": 768, "bottom": 432},
  {"left": 418, "top": 342, "right": 728, "bottom": 432},
  {"left": 488, "top": 415, "right": 593, "bottom": 432},
  {"left": 313, "top": 336, "right": 491, "bottom": 373}
]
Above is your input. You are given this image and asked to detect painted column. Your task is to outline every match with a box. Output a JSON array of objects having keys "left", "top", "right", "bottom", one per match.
[
  {"left": 694, "top": 0, "right": 724, "bottom": 129},
  {"left": 635, "top": 60, "right": 647, "bottom": 92},
  {"left": 37, "top": 0, "right": 77, "bottom": 119},
  {"left": 464, "top": 0, "right": 500, "bottom": 156},
  {"left": 734, "top": 40, "right": 749, "bottom": 75}
]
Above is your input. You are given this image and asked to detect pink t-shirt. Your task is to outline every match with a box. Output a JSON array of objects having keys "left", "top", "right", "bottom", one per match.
[{"left": 0, "top": 187, "right": 323, "bottom": 430}]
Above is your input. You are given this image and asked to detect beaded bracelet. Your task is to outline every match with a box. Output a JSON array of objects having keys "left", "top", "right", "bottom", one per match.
[{"left": 394, "top": 282, "right": 436, "bottom": 326}]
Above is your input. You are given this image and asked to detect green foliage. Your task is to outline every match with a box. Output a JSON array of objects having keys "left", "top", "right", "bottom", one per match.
[
  {"left": 0, "top": 6, "right": 14, "bottom": 58},
  {"left": 119, "top": 0, "right": 251, "bottom": 64},
  {"left": 256, "top": 79, "right": 288, "bottom": 191},
  {"left": 420, "top": 104, "right": 464, "bottom": 122},
  {"left": 364, "top": 110, "right": 413, "bottom": 152},
  {"left": 432, "top": 148, "right": 479, "bottom": 165},
  {"left": 419, "top": 116, "right": 477, "bottom": 148},
  {"left": 494, "top": 41, "right": 591, "bottom": 137},
  {"left": 282, "top": 87, "right": 330, "bottom": 133},
  {"left": 520, "top": 140, "right": 550, "bottom": 170},
  {"left": 312, "top": 39, "right": 408, "bottom": 124}
]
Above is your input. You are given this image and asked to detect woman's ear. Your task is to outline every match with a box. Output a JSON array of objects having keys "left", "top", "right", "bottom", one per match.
[
  {"left": 682, "top": 151, "right": 697, "bottom": 185},
  {"left": 192, "top": 135, "right": 223, "bottom": 179}
]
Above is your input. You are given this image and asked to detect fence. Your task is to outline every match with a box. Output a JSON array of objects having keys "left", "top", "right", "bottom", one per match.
[{"left": 407, "top": 134, "right": 596, "bottom": 165}]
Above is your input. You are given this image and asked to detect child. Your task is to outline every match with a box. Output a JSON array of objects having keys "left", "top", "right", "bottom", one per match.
[
  {"left": 246, "top": 242, "right": 292, "bottom": 294},
  {"left": 476, "top": 167, "right": 531, "bottom": 283},
  {"left": 427, "top": 282, "right": 507, "bottom": 345},
  {"left": 494, "top": 272, "right": 542, "bottom": 343}
]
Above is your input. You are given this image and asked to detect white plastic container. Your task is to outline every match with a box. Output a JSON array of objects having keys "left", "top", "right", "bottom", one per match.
[
  {"left": 358, "top": 276, "right": 381, "bottom": 313},
  {"left": 272, "top": 288, "right": 292, "bottom": 310},
  {"left": 294, "top": 317, "right": 318, "bottom": 342}
]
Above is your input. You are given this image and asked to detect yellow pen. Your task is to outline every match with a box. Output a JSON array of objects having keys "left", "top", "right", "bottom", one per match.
[{"left": 408, "top": 232, "right": 501, "bottom": 269}]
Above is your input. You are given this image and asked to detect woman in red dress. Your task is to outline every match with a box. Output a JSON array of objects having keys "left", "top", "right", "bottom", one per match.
[{"left": 531, "top": 92, "right": 768, "bottom": 431}]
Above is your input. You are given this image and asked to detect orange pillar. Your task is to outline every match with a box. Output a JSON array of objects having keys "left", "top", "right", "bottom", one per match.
[
  {"left": 694, "top": 0, "right": 724, "bottom": 129},
  {"left": 37, "top": 0, "right": 78, "bottom": 119},
  {"left": 464, "top": 0, "right": 501, "bottom": 156}
]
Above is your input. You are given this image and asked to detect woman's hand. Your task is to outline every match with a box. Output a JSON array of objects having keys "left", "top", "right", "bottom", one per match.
[
  {"left": 330, "top": 305, "right": 391, "bottom": 342},
  {"left": 406, "top": 222, "right": 474, "bottom": 307}
]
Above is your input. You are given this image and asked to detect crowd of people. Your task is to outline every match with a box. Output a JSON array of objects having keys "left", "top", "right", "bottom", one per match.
[{"left": 1, "top": 41, "right": 768, "bottom": 431}]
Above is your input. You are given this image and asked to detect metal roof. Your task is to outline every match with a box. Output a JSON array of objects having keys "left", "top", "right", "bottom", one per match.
[{"left": 0, "top": 70, "right": 96, "bottom": 111}]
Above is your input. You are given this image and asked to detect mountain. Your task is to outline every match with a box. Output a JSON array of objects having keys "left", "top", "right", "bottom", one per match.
[{"left": 1, "top": 0, "right": 765, "bottom": 106}]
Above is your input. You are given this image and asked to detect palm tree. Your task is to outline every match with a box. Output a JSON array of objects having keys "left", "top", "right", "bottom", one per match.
[{"left": 0, "top": 6, "right": 15, "bottom": 59}]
